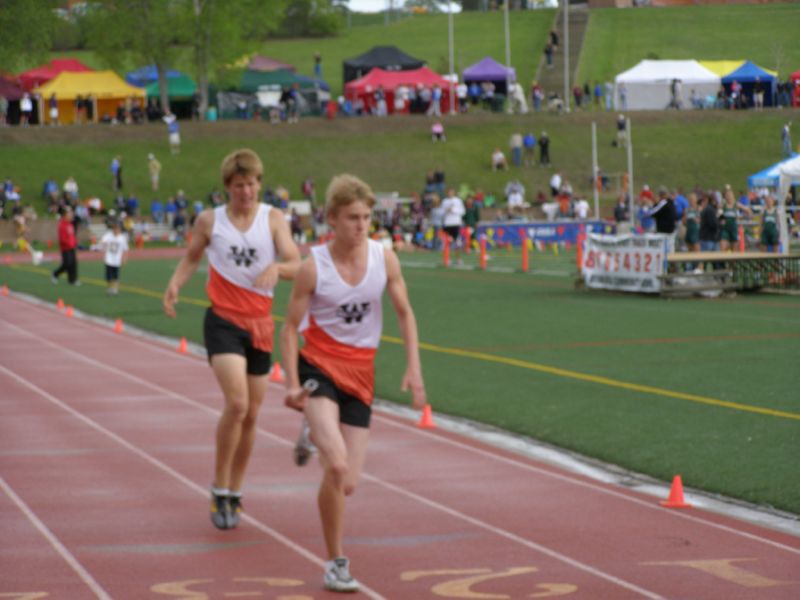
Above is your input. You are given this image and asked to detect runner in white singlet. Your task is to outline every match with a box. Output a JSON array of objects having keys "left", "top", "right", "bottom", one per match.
[
  {"left": 281, "top": 174, "right": 426, "bottom": 593},
  {"left": 163, "top": 149, "right": 300, "bottom": 530}
]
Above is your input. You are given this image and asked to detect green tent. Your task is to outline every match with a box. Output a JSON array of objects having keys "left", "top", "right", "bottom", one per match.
[
  {"left": 145, "top": 74, "right": 197, "bottom": 99},
  {"left": 238, "top": 69, "right": 318, "bottom": 94}
]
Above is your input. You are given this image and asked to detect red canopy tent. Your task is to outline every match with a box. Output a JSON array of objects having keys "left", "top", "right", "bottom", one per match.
[
  {"left": 18, "top": 58, "right": 93, "bottom": 91},
  {"left": 792, "top": 69, "right": 800, "bottom": 107},
  {"left": 0, "top": 76, "right": 24, "bottom": 100},
  {"left": 344, "top": 66, "right": 457, "bottom": 115}
]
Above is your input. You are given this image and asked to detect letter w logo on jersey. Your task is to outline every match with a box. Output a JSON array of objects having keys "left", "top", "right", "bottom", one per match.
[
  {"left": 228, "top": 245, "right": 256, "bottom": 267},
  {"left": 336, "top": 302, "right": 371, "bottom": 324}
]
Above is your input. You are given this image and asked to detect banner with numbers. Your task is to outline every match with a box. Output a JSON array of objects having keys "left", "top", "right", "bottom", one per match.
[{"left": 582, "top": 233, "right": 673, "bottom": 293}]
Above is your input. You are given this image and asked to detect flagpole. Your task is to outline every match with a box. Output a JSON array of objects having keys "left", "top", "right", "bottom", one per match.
[
  {"left": 449, "top": 3, "right": 456, "bottom": 115},
  {"left": 504, "top": 0, "right": 511, "bottom": 113},
  {"left": 592, "top": 122, "right": 600, "bottom": 220},
  {"left": 563, "top": 0, "right": 570, "bottom": 113},
  {"left": 627, "top": 118, "right": 635, "bottom": 229}
]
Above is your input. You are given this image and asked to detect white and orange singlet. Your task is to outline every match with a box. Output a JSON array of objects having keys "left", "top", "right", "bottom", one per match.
[
  {"left": 206, "top": 204, "right": 276, "bottom": 351},
  {"left": 300, "top": 239, "right": 387, "bottom": 405}
]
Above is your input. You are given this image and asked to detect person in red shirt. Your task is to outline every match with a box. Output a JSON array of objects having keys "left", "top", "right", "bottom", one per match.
[{"left": 52, "top": 205, "right": 80, "bottom": 285}]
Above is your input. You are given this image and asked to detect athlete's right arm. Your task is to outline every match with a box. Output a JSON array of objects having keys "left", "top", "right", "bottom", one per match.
[
  {"left": 280, "top": 256, "right": 316, "bottom": 410},
  {"left": 163, "top": 210, "right": 213, "bottom": 318}
]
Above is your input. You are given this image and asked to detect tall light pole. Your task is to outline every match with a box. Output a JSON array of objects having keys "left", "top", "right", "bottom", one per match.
[
  {"left": 627, "top": 118, "right": 635, "bottom": 229},
  {"left": 449, "top": 2, "right": 456, "bottom": 115},
  {"left": 504, "top": 0, "right": 512, "bottom": 112},
  {"left": 563, "top": 0, "right": 570, "bottom": 113}
]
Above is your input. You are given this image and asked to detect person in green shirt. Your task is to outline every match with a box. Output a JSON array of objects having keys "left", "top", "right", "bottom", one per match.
[
  {"left": 719, "top": 189, "right": 739, "bottom": 252},
  {"left": 760, "top": 196, "right": 779, "bottom": 253},
  {"left": 683, "top": 192, "right": 700, "bottom": 252}
]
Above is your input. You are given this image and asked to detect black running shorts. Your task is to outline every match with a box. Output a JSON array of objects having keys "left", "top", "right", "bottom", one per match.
[
  {"left": 443, "top": 225, "right": 461, "bottom": 241},
  {"left": 203, "top": 308, "right": 271, "bottom": 376},
  {"left": 104, "top": 265, "right": 120, "bottom": 282},
  {"left": 298, "top": 355, "right": 371, "bottom": 428}
]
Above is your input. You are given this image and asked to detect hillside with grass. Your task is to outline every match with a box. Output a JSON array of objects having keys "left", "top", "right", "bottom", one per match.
[{"left": 576, "top": 4, "right": 800, "bottom": 85}]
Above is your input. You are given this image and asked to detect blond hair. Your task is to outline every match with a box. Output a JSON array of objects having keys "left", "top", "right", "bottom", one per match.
[
  {"left": 220, "top": 149, "right": 263, "bottom": 186},
  {"left": 325, "top": 174, "right": 376, "bottom": 217}
]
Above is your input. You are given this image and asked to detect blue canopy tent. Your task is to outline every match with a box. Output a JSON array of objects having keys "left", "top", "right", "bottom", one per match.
[
  {"left": 125, "top": 65, "right": 186, "bottom": 88},
  {"left": 747, "top": 154, "right": 800, "bottom": 188},
  {"left": 721, "top": 60, "right": 778, "bottom": 107}
]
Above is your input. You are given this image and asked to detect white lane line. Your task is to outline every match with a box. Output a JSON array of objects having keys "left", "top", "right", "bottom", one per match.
[
  {"left": 1, "top": 319, "right": 666, "bottom": 598},
  {"left": 0, "top": 476, "right": 113, "bottom": 600},
  {"left": 372, "top": 413, "right": 800, "bottom": 553},
  {"left": 0, "top": 363, "right": 387, "bottom": 600}
]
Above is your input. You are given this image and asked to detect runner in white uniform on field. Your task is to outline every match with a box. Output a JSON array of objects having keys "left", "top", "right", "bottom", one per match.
[
  {"left": 164, "top": 149, "right": 300, "bottom": 531},
  {"left": 281, "top": 173, "right": 426, "bottom": 593}
]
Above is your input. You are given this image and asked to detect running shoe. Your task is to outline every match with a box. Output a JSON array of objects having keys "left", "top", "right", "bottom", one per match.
[
  {"left": 32, "top": 251, "right": 43, "bottom": 266},
  {"left": 210, "top": 491, "right": 229, "bottom": 530},
  {"left": 324, "top": 557, "right": 360, "bottom": 593},
  {"left": 227, "top": 494, "right": 242, "bottom": 529},
  {"left": 293, "top": 419, "right": 316, "bottom": 467}
]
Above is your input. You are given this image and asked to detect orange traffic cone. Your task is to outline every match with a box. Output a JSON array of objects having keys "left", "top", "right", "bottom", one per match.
[
  {"left": 269, "top": 362, "right": 285, "bottom": 383},
  {"left": 1, "top": 284, "right": 8, "bottom": 296},
  {"left": 417, "top": 404, "right": 436, "bottom": 429},
  {"left": 56, "top": 298, "right": 64, "bottom": 310},
  {"left": 660, "top": 475, "right": 691, "bottom": 508},
  {"left": 178, "top": 337, "right": 187, "bottom": 354},
  {"left": 114, "top": 318, "right": 123, "bottom": 333},
  {"left": 65, "top": 305, "right": 74, "bottom": 318}
]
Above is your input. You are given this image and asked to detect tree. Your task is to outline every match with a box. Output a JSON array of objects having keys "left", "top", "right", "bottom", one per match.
[
  {"left": 83, "top": 0, "right": 187, "bottom": 117},
  {"left": 0, "top": 0, "right": 60, "bottom": 73},
  {"left": 276, "top": 0, "right": 344, "bottom": 37},
  {"left": 188, "top": 0, "right": 288, "bottom": 118}
]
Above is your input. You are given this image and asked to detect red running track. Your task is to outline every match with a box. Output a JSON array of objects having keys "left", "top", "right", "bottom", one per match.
[{"left": 1, "top": 292, "right": 798, "bottom": 599}]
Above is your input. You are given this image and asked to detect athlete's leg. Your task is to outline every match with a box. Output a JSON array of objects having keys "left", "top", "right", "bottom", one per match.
[
  {"left": 306, "top": 396, "right": 349, "bottom": 559},
  {"left": 228, "top": 372, "right": 268, "bottom": 492},
  {"left": 210, "top": 353, "right": 250, "bottom": 490}
]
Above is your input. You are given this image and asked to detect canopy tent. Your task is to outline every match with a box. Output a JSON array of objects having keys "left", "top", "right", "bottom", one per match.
[
  {"left": 0, "top": 76, "right": 24, "bottom": 125},
  {"left": 747, "top": 155, "right": 800, "bottom": 189},
  {"left": 237, "top": 69, "right": 328, "bottom": 93},
  {"left": 214, "top": 69, "right": 329, "bottom": 118},
  {"left": 776, "top": 155, "right": 800, "bottom": 255},
  {"left": 614, "top": 60, "right": 720, "bottom": 110},
  {"left": 463, "top": 57, "right": 516, "bottom": 96},
  {"left": 125, "top": 64, "right": 186, "bottom": 88},
  {"left": 145, "top": 74, "right": 197, "bottom": 98},
  {"left": 343, "top": 46, "right": 425, "bottom": 84},
  {"left": 18, "top": 58, "right": 93, "bottom": 92},
  {"left": 0, "top": 76, "right": 24, "bottom": 100},
  {"left": 721, "top": 60, "right": 778, "bottom": 107},
  {"left": 33, "top": 70, "right": 145, "bottom": 124},
  {"left": 247, "top": 56, "right": 296, "bottom": 72},
  {"left": 698, "top": 60, "right": 745, "bottom": 77},
  {"left": 344, "top": 66, "right": 456, "bottom": 115}
]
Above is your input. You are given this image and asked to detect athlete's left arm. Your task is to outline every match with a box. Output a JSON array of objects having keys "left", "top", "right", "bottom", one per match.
[
  {"left": 385, "top": 248, "right": 427, "bottom": 410},
  {"left": 255, "top": 209, "right": 302, "bottom": 288}
]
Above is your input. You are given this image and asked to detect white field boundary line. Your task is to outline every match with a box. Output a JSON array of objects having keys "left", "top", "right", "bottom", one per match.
[
  {"left": 0, "top": 322, "right": 667, "bottom": 599},
  {"left": 4, "top": 296, "right": 800, "bottom": 547},
  {"left": 0, "top": 362, "right": 387, "bottom": 600},
  {"left": 0, "top": 476, "right": 113, "bottom": 600},
  {"left": 372, "top": 413, "right": 800, "bottom": 553}
]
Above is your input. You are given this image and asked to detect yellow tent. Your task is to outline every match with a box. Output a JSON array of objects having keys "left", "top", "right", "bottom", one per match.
[
  {"left": 33, "top": 70, "right": 146, "bottom": 124},
  {"left": 699, "top": 60, "right": 746, "bottom": 77}
]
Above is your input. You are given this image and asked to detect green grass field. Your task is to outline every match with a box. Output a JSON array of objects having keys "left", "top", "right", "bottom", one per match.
[
  {"left": 577, "top": 4, "right": 800, "bottom": 84},
  {"left": 1, "top": 109, "right": 795, "bottom": 226},
  {"left": 3, "top": 250, "right": 799, "bottom": 515}
]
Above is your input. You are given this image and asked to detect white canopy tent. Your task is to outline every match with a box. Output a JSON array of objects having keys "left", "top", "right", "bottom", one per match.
[
  {"left": 614, "top": 60, "right": 720, "bottom": 110},
  {"left": 777, "top": 155, "right": 800, "bottom": 254}
]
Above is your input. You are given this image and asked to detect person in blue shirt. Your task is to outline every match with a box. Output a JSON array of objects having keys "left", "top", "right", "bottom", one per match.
[
  {"left": 150, "top": 199, "right": 164, "bottom": 224},
  {"left": 522, "top": 132, "right": 537, "bottom": 167}
]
